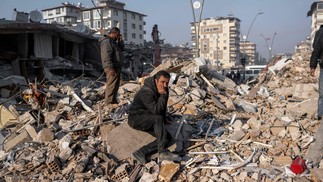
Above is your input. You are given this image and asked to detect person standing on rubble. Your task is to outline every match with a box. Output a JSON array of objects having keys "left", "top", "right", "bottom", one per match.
[
  {"left": 310, "top": 25, "right": 323, "bottom": 120},
  {"left": 128, "top": 70, "right": 181, "bottom": 164},
  {"left": 99, "top": 27, "right": 124, "bottom": 108}
]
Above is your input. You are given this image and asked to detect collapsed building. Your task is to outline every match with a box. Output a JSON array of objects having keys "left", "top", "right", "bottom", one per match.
[
  {"left": 0, "top": 28, "right": 323, "bottom": 181},
  {"left": 0, "top": 19, "right": 101, "bottom": 81}
]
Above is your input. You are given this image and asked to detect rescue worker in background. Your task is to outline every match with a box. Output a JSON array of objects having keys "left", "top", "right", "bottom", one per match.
[
  {"left": 310, "top": 25, "right": 323, "bottom": 120},
  {"left": 128, "top": 70, "right": 181, "bottom": 164},
  {"left": 99, "top": 27, "right": 124, "bottom": 108}
]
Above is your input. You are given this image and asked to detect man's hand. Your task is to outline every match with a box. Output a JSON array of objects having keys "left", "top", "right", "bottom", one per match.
[
  {"left": 157, "top": 84, "right": 167, "bottom": 95},
  {"left": 310, "top": 68, "right": 316, "bottom": 77}
]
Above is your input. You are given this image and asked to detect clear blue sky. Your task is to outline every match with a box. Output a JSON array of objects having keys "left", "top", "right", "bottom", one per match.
[{"left": 0, "top": 0, "right": 317, "bottom": 59}]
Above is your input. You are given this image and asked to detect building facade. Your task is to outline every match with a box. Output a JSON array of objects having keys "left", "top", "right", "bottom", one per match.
[
  {"left": 77, "top": 0, "right": 146, "bottom": 45},
  {"left": 42, "top": 2, "right": 83, "bottom": 25},
  {"left": 240, "top": 40, "right": 256, "bottom": 65},
  {"left": 191, "top": 17, "right": 241, "bottom": 68},
  {"left": 308, "top": 1, "right": 323, "bottom": 44},
  {"left": 42, "top": 0, "right": 146, "bottom": 46}
]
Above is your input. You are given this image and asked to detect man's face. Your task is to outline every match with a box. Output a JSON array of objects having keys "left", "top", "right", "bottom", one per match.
[
  {"left": 111, "top": 32, "right": 120, "bottom": 40},
  {"left": 155, "top": 76, "right": 170, "bottom": 90}
]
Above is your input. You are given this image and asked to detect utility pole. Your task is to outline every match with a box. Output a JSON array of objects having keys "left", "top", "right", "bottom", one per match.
[{"left": 189, "top": 0, "right": 205, "bottom": 58}]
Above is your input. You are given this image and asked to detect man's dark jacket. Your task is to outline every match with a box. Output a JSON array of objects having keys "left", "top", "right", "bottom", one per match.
[
  {"left": 99, "top": 36, "right": 124, "bottom": 70},
  {"left": 310, "top": 27, "right": 323, "bottom": 69},
  {"left": 128, "top": 76, "right": 168, "bottom": 116}
]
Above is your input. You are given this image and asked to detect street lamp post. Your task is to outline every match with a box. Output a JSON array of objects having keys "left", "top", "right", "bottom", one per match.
[
  {"left": 241, "top": 10, "right": 263, "bottom": 81},
  {"left": 246, "top": 10, "right": 264, "bottom": 41},
  {"left": 260, "top": 32, "right": 277, "bottom": 62},
  {"left": 189, "top": 0, "right": 205, "bottom": 58},
  {"left": 269, "top": 32, "right": 277, "bottom": 60}
]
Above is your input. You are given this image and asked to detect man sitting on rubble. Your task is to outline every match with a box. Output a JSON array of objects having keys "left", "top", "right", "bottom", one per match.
[{"left": 128, "top": 70, "right": 181, "bottom": 164}]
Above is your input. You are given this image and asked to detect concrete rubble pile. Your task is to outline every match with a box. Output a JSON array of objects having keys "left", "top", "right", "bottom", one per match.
[{"left": 0, "top": 45, "right": 323, "bottom": 182}]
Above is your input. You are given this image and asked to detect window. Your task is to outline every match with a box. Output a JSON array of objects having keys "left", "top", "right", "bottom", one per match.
[
  {"left": 254, "top": 70, "right": 260, "bottom": 74},
  {"left": 94, "top": 20, "right": 101, "bottom": 29},
  {"left": 56, "top": 17, "right": 63, "bottom": 23},
  {"left": 114, "top": 20, "right": 119, "bottom": 27},
  {"left": 318, "top": 3, "right": 323, "bottom": 9},
  {"left": 48, "top": 10, "right": 53, "bottom": 16},
  {"left": 83, "top": 11, "right": 90, "bottom": 20},
  {"left": 139, "top": 34, "right": 143, "bottom": 39},
  {"left": 132, "top": 33, "right": 136, "bottom": 38},
  {"left": 124, "top": 32, "right": 128, "bottom": 41},
  {"left": 139, "top": 16, "right": 142, "bottom": 21},
  {"left": 93, "top": 9, "right": 101, "bottom": 19},
  {"left": 56, "top": 8, "right": 61, "bottom": 14},
  {"left": 113, "top": 10, "right": 118, "bottom": 16},
  {"left": 139, "top": 25, "right": 142, "bottom": 30},
  {"left": 132, "top": 23, "right": 136, "bottom": 29},
  {"left": 131, "top": 13, "right": 135, "bottom": 19},
  {"left": 123, "top": 12, "right": 127, "bottom": 20},
  {"left": 84, "top": 21, "right": 91, "bottom": 28}
]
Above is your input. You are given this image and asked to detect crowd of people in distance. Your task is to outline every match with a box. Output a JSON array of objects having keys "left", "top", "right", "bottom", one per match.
[{"left": 223, "top": 69, "right": 241, "bottom": 84}]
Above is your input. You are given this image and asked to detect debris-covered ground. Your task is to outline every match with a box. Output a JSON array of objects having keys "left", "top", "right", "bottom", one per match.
[{"left": 0, "top": 43, "right": 323, "bottom": 182}]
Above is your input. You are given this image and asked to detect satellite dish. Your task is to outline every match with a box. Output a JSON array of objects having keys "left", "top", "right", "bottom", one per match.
[
  {"left": 74, "top": 24, "right": 90, "bottom": 34},
  {"left": 29, "top": 10, "right": 42, "bottom": 23}
]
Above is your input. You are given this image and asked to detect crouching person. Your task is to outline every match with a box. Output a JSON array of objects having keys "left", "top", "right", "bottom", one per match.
[{"left": 128, "top": 70, "right": 181, "bottom": 164}]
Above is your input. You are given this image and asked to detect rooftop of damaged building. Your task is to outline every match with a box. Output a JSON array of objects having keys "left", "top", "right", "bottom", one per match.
[
  {"left": 0, "top": 39, "right": 323, "bottom": 181},
  {"left": 0, "top": 19, "right": 97, "bottom": 39}
]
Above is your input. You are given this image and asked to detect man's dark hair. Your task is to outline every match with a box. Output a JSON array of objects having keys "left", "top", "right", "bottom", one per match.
[
  {"left": 154, "top": 70, "right": 170, "bottom": 80},
  {"left": 109, "top": 27, "right": 120, "bottom": 34}
]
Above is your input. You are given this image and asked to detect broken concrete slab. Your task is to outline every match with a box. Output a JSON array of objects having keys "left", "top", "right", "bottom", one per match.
[
  {"left": 106, "top": 123, "right": 155, "bottom": 160},
  {"left": 292, "top": 84, "right": 318, "bottom": 100},
  {"left": 305, "top": 123, "right": 323, "bottom": 165},
  {"left": 3, "top": 130, "right": 31, "bottom": 152}
]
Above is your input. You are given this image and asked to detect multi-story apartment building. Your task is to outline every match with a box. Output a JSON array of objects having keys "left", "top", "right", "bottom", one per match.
[
  {"left": 78, "top": 0, "right": 146, "bottom": 45},
  {"left": 42, "top": 0, "right": 146, "bottom": 46},
  {"left": 191, "top": 17, "right": 241, "bottom": 68},
  {"left": 308, "top": 1, "right": 323, "bottom": 44},
  {"left": 42, "top": 2, "right": 83, "bottom": 25},
  {"left": 240, "top": 40, "right": 256, "bottom": 65}
]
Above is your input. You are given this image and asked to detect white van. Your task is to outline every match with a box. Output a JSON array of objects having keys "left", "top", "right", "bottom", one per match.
[{"left": 244, "top": 65, "right": 266, "bottom": 80}]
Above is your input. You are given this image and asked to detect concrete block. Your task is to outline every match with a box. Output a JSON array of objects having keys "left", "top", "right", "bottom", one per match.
[{"left": 36, "top": 128, "right": 54, "bottom": 142}]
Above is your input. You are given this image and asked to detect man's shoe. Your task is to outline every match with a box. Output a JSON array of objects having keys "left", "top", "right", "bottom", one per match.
[
  {"left": 158, "top": 151, "right": 181, "bottom": 162},
  {"left": 131, "top": 150, "right": 146, "bottom": 164}
]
